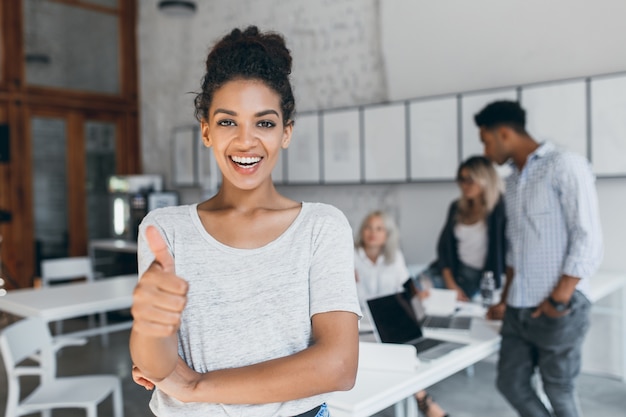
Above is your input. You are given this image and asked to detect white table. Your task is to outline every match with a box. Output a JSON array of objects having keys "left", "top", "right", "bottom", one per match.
[
  {"left": 586, "top": 270, "right": 626, "bottom": 380},
  {"left": 328, "top": 270, "right": 626, "bottom": 417},
  {"left": 0, "top": 274, "right": 137, "bottom": 340},
  {"left": 328, "top": 315, "right": 500, "bottom": 417}
]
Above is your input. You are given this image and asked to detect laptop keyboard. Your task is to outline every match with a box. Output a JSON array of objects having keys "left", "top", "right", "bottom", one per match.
[
  {"left": 413, "top": 338, "right": 444, "bottom": 353},
  {"left": 424, "top": 315, "right": 472, "bottom": 330},
  {"left": 424, "top": 315, "right": 452, "bottom": 328}
]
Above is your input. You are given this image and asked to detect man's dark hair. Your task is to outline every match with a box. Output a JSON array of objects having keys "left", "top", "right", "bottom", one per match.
[{"left": 474, "top": 100, "right": 527, "bottom": 134}]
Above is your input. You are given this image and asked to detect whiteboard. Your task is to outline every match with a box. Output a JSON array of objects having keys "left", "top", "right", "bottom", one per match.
[
  {"left": 196, "top": 127, "right": 221, "bottom": 192},
  {"left": 363, "top": 103, "right": 407, "bottom": 182},
  {"left": 521, "top": 80, "right": 587, "bottom": 159},
  {"left": 172, "top": 126, "right": 198, "bottom": 186},
  {"left": 409, "top": 96, "right": 458, "bottom": 180},
  {"left": 461, "top": 89, "right": 517, "bottom": 160},
  {"left": 287, "top": 113, "right": 320, "bottom": 183},
  {"left": 591, "top": 74, "right": 626, "bottom": 176},
  {"left": 322, "top": 108, "right": 361, "bottom": 183}
]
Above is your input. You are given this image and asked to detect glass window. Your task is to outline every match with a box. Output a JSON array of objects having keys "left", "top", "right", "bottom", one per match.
[
  {"left": 32, "top": 117, "right": 68, "bottom": 260},
  {"left": 85, "top": 120, "right": 116, "bottom": 240},
  {"left": 23, "top": 0, "right": 120, "bottom": 94}
]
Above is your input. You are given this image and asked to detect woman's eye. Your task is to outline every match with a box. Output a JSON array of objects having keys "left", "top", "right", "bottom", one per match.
[
  {"left": 217, "top": 119, "right": 235, "bottom": 127},
  {"left": 257, "top": 120, "right": 275, "bottom": 128}
]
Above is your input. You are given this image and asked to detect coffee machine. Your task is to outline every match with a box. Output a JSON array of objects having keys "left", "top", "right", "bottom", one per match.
[{"left": 108, "top": 175, "right": 177, "bottom": 241}]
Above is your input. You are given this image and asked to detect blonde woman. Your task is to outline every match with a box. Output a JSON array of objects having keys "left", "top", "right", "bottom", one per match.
[
  {"left": 355, "top": 211, "right": 449, "bottom": 417},
  {"left": 422, "top": 155, "right": 506, "bottom": 301},
  {"left": 354, "top": 211, "right": 410, "bottom": 304}
]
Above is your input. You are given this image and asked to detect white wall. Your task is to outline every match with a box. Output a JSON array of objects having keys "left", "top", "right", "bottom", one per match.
[
  {"left": 138, "top": 0, "right": 384, "bottom": 199},
  {"left": 139, "top": 0, "right": 626, "bottom": 270},
  {"left": 381, "top": 0, "right": 626, "bottom": 99}
]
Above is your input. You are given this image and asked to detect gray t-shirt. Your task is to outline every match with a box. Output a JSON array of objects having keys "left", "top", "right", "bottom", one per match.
[{"left": 137, "top": 202, "right": 362, "bottom": 417}]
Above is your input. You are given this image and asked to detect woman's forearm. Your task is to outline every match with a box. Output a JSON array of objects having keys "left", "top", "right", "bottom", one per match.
[
  {"left": 130, "top": 330, "right": 179, "bottom": 381},
  {"left": 157, "top": 311, "right": 359, "bottom": 404},
  {"left": 441, "top": 267, "right": 458, "bottom": 289}
]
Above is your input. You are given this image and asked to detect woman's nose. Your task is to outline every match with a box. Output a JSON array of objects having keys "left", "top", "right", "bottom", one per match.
[{"left": 236, "top": 124, "right": 257, "bottom": 147}]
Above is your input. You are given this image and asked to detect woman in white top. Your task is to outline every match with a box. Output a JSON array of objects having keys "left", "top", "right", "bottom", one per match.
[
  {"left": 354, "top": 210, "right": 409, "bottom": 303},
  {"left": 421, "top": 155, "right": 506, "bottom": 302},
  {"left": 354, "top": 211, "right": 449, "bottom": 417}
]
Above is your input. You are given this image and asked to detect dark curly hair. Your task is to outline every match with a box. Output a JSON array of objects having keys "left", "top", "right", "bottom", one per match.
[
  {"left": 194, "top": 26, "right": 295, "bottom": 126},
  {"left": 473, "top": 100, "right": 527, "bottom": 134}
]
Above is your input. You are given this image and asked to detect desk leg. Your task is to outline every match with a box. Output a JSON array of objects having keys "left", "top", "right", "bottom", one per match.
[
  {"left": 406, "top": 396, "right": 417, "bottom": 417},
  {"left": 393, "top": 397, "right": 417, "bottom": 417},
  {"left": 99, "top": 312, "right": 110, "bottom": 347},
  {"left": 394, "top": 399, "right": 405, "bottom": 417}
]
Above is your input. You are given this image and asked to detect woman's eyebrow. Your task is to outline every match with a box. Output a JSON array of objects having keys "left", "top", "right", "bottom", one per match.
[
  {"left": 255, "top": 109, "right": 279, "bottom": 117},
  {"left": 212, "top": 109, "right": 279, "bottom": 118},
  {"left": 213, "top": 108, "right": 237, "bottom": 116}
]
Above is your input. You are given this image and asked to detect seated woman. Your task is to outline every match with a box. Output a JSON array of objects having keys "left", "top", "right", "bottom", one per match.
[
  {"left": 354, "top": 210, "right": 409, "bottom": 304},
  {"left": 355, "top": 210, "right": 449, "bottom": 417},
  {"left": 421, "top": 156, "right": 505, "bottom": 301}
]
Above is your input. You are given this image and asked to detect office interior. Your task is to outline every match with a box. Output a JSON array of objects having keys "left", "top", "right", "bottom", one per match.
[{"left": 0, "top": 0, "right": 625, "bottom": 416}]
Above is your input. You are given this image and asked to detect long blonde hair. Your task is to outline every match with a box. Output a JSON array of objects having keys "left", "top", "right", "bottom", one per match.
[
  {"left": 456, "top": 156, "right": 503, "bottom": 222},
  {"left": 355, "top": 210, "right": 400, "bottom": 264}
]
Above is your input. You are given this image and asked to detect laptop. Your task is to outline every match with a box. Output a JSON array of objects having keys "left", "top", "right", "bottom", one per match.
[
  {"left": 404, "top": 280, "right": 473, "bottom": 331},
  {"left": 366, "top": 292, "right": 467, "bottom": 362}
]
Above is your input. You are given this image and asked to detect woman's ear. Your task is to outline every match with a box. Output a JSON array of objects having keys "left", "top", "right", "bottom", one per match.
[
  {"left": 201, "top": 119, "right": 212, "bottom": 148},
  {"left": 281, "top": 120, "right": 294, "bottom": 149}
]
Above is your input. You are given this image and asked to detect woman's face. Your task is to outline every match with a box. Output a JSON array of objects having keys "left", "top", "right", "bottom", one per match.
[
  {"left": 457, "top": 168, "right": 484, "bottom": 201},
  {"left": 201, "top": 79, "right": 292, "bottom": 191},
  {"left": 362, "top": 215, "right": 387, "bottom": 250}
]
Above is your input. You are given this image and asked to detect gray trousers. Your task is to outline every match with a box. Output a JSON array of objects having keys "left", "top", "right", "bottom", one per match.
[{"left": 496, "top": 291, "right": 591, "bottom": 417}]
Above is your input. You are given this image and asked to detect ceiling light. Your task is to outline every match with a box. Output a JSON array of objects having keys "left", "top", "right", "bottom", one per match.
[{"left": 158, "top": 0, "right": 197, "bottom": 17}]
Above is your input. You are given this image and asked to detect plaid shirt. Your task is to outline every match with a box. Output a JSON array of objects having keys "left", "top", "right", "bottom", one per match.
[{"left": 504, "top": 142, "right": 603, "bottom": 308}]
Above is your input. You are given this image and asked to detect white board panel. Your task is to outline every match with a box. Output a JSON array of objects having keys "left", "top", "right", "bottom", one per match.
[
  {"left": 591, "top": 74, "right": 626, "bottom": 176},
  {"left": 521, "top": 80, "right": 587, "bottom": 159},
  {"left": 196, "top": 127, "right": 221, "bottom": 192},
  {"left": 461, "top": 89, "right": 517, "bottom": 160},
  {"left": 363, "top": 104, "right": 406, "bottom": 182},
  {"left": 409, "top": 96, "right": 458, "bottom": 180},
  {"left": 287, "top": 113, "right": 320, "bottom": 183},
  {"left": 322, "top": 109, "right": 361, "bottom": 183}
]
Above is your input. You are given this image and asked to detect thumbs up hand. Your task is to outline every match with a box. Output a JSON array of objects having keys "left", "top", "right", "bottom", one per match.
[{"left": 131, "top": 225, "right": 189, "bottom": 338}]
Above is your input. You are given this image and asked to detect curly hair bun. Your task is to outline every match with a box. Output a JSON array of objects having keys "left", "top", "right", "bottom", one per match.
[{"left": 194, "top": 26, "right": 296, "bottom": 123}]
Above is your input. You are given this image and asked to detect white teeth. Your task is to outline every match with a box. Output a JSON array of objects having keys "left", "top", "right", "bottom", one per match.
[{"left": 231, "top": 156, "right": 261, "bottom": 165}]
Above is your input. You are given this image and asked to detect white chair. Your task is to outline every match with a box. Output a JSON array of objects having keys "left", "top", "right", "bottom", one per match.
[
  {"left": 40, "top": 256, "right": 107, "bottom": 337},
  {"left": 40, "top": 256, "right": 95, "bottom": 287},
  {"left": 0, "top": 316, "right": 124, "bottom": 417}
]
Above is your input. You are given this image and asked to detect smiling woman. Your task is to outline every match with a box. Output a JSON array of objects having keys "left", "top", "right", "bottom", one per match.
[
  {"left": 201, "top": 79, "right": 292, "bottom": 192},
  {"left": 128, "top": 26, "right": 361, "bottom": 417}
]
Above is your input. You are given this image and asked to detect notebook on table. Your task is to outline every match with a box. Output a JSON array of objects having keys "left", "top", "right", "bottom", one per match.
[
  {"left": 403, "top": 280, "right": 473, "bottom": 331},
  {"left": 415, "top": 288, "right": 473, "bottom": 331},
  {"left": 365, "top": 292, "right": 468, "bottom": 362}
]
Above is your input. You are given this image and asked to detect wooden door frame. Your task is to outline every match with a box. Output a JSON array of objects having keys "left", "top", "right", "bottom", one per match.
[{"left": 0, "top": 0, "right": 140, "bottom": 289}]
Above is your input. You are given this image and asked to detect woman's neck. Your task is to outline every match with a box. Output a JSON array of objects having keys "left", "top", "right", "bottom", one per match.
[
  {"left": 363, "top": 246, "right": 383, "bottom": 263},
  {"left": 459, "top": 197, "right": 485, "bottom": 224}
]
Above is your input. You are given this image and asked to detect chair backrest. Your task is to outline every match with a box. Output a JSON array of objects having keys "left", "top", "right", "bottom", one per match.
[
  {"left": 40, "top": 256, "right": 95, "bottom": 287},
  {"left": 0, "top": 317, "right": 56, "bottom": 413}
]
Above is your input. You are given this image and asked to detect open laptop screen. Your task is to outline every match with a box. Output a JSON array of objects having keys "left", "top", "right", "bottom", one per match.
[{"left": 366, "top": 293, "right": 423, "bottom": 344}]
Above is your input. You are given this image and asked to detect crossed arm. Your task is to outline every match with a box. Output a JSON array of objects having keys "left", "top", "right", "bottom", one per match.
[
  {"left": 130, "top": 226, "right": 359, "bottom": 404},
  {"left": 132, "top": 310, "right": 359, "bottom": 404}
]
